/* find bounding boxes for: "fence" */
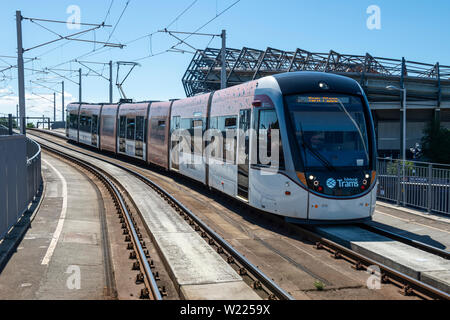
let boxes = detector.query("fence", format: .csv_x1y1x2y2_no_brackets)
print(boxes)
377,158,450,215
26,137,42,207
0,128,42,240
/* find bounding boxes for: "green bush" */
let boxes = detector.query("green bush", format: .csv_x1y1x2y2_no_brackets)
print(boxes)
26,122,35,128
386,160,415,175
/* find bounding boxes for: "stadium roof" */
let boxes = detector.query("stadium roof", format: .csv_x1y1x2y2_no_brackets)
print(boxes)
182,47,450,103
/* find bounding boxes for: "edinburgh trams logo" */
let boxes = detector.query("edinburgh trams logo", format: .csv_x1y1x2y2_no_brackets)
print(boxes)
326,178,337,189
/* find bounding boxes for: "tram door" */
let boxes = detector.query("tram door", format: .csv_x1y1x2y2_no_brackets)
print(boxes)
237,109,251,199
171,116,181,170
92,115,98,147
135,116,145,158
119,116,126,153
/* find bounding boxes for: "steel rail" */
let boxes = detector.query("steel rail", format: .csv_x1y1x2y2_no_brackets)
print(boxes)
359,224,450,260
291,224,449,300
31,129,450,300
28,129,293,300
39,142,162,300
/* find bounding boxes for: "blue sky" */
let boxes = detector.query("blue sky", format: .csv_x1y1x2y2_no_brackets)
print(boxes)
1,0,450,120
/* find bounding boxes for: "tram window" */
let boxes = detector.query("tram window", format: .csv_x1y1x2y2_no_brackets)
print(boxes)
223,116,237,163
209,117,218,130
180,118,191,130
158,120,166,127
119,116,126,138
79,115,86,131
172,116,181,130
257,109,285,169
69,114,78,129
79,115,91,132
224,117,237,128
207,117,218,158
136,116,144,142
192,119,202,128
126,118,136,140
192,119,203,155
92,115,98,134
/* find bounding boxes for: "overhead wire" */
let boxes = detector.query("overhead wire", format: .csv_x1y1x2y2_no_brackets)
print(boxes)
7,1,242,102
131,0,241,62
47,0,200,68
105,0,130,44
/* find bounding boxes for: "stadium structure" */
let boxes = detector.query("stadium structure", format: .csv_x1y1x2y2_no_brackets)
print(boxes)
182,47,450,158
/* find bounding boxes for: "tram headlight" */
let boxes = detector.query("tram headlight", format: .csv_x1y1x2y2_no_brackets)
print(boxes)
365,173,370,179
309,175,315,180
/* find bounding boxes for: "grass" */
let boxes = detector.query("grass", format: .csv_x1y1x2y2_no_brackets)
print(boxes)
314,280,325,291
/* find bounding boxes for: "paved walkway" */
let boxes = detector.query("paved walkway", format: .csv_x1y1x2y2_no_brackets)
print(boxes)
0,153,109,299
372,201,450,250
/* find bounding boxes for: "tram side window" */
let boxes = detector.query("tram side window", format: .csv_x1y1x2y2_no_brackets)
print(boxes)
257,109,285,169
222,116,237,163
126,117,136,140
119,116,126,138
171,116,180,131
208,116,237,162
191,119,203,155
135,116,144,142
208,116,219,158
79,115,92,132
69,114,78,129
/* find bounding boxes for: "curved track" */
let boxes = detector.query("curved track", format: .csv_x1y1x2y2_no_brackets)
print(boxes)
30,130,293,300
29,129,449,300
40,143,163,300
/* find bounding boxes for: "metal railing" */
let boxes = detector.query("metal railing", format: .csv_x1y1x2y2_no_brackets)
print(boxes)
377,158,450,215
26,137,42,206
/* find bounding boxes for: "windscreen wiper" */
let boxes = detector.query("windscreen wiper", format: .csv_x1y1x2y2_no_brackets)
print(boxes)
336,98,369,163
297,123,336,172
302,140,337,172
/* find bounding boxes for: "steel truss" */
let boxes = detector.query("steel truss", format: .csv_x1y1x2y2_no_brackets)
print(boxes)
182,46,450,99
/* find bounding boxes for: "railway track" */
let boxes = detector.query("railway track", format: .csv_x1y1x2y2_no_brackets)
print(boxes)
29,129,449,300
30,130,293,300
288,223,450,300
40,143,163,300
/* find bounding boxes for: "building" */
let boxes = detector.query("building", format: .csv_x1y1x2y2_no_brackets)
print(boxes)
182,47,450,159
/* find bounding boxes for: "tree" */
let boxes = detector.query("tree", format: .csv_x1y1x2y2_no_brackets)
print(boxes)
421,120,450,164
26,122,35,129
0,117,17,128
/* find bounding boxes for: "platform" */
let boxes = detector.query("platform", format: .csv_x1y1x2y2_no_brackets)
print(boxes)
373,201,450,250
0,153,109,299
314,225,450,294
31,135,260,300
